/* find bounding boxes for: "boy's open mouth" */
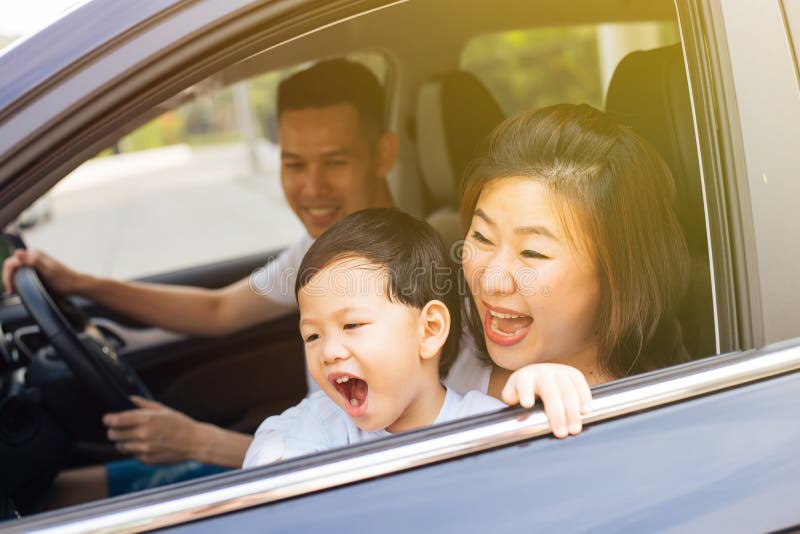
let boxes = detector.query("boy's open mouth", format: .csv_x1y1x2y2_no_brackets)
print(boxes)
328,373,369,418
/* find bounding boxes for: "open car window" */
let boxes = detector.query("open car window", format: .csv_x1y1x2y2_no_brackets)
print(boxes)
18,54,388,280
8,0,800,530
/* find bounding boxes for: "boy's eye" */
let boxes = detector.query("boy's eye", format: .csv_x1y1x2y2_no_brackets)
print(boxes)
304,333,319,343
521,249,549,260
471,230,492,245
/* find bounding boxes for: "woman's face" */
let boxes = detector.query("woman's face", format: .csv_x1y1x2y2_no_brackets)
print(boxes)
462,176,601,373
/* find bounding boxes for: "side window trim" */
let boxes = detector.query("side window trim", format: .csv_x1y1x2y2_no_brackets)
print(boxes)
13,337,800,533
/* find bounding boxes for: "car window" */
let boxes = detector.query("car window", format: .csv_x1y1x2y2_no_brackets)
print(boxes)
17,52,388,280
460,22,680,116
3,0,755,527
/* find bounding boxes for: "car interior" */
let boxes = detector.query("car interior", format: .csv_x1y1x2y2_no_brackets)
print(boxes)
0,0,717,518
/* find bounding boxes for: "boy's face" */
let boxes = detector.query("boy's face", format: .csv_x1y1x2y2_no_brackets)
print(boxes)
298,257,431,433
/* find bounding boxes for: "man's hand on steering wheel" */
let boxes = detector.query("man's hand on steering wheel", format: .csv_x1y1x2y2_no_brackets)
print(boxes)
8,241,152,414
2,248,83,297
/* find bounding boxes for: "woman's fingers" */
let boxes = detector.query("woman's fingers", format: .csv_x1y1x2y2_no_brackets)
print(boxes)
501,374,520,405
502,370,538,408
502,364,594,438
557,372,582,435
516,371,537,408
569,370,593,415
537,373,568,438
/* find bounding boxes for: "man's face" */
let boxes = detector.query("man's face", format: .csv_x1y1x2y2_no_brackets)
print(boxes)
279,103,390,238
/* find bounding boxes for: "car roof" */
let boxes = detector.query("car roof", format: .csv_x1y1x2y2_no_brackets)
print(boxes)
0,0,183,114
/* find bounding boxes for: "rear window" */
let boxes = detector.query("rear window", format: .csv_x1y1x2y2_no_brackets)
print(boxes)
460,22,680,116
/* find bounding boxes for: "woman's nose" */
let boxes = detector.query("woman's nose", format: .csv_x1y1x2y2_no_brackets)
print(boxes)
479,259,515,296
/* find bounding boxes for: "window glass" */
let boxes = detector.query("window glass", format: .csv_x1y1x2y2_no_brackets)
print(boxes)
19,53,388,280
460,22,679,116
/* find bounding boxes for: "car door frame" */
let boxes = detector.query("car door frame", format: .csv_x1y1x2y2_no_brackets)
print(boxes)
4,0,800,531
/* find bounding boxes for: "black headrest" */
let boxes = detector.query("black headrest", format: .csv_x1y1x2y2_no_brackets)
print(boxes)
605,44,706,257
417,71,505,207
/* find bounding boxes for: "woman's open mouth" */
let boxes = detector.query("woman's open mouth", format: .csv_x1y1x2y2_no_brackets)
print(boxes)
483,303,533,346
328,373,369,418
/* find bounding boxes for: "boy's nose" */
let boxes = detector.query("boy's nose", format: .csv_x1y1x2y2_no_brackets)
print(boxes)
321,336,349,363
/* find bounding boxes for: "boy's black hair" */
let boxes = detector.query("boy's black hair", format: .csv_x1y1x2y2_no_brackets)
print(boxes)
278,58,385,137
296,208,461,377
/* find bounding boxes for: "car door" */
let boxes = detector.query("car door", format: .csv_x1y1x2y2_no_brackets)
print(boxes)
3,0,800,531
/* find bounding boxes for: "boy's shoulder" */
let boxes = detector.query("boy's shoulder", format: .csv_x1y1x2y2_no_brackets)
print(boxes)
245,391,359,467
438,388,505,423
292,390,351,427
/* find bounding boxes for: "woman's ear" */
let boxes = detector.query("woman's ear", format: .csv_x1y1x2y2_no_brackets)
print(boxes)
418,300,451,361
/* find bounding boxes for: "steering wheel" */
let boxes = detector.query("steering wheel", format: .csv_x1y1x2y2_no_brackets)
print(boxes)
12,266,153,412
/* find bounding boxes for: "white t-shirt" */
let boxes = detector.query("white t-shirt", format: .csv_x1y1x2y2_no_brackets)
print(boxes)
249,234,315,307
249,234,319,393
443,329,493,395
243,387,503,468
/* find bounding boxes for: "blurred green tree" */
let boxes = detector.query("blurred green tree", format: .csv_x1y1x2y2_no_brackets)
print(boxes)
461,26,603,115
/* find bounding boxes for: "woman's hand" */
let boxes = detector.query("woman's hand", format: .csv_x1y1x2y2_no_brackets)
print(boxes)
501,363,592,438
103,396,202,465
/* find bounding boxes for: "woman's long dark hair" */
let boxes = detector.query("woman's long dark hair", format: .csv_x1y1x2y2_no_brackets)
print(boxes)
460,104,691,378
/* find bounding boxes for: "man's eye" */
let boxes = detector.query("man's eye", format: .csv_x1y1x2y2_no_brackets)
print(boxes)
327,159,348,167
304,333,319,343
283,161,304,170
471,230,492,245
521,249,549,260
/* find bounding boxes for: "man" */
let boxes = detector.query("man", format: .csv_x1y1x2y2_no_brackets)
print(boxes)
2,59,398,499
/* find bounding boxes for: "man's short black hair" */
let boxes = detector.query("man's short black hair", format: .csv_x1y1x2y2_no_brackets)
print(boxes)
296,208,461,378
277,58,385,136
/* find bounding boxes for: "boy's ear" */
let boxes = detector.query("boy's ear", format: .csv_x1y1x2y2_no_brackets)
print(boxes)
418,300,450,361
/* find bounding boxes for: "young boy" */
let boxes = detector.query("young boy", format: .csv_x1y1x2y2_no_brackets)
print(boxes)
243,208,503,466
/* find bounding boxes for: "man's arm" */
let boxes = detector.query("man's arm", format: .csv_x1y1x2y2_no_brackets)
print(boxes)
105,396,253,468
2,248,295,337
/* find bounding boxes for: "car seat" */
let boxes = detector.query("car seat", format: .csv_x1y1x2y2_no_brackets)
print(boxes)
416,70,505,249
605,44,716,359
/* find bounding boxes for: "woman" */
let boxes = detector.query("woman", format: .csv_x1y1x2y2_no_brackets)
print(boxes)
444,103,691,434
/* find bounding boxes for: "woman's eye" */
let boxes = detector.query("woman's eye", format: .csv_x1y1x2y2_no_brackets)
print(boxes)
304,333,319,343
521,249,549,260
471,230,492,245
